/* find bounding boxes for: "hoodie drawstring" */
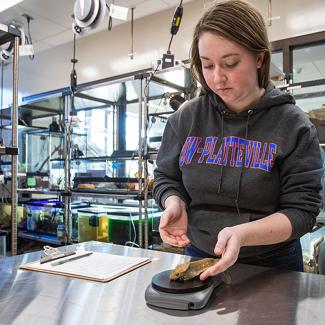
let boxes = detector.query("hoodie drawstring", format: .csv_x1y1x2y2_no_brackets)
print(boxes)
235,109,253,217
217,110,226,193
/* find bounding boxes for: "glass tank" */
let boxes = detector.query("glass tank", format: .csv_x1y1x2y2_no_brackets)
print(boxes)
25,130,87,189
25,130,87,172
19,65,193,193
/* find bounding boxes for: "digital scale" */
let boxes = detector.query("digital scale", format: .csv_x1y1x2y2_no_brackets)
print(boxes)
145,270,223,310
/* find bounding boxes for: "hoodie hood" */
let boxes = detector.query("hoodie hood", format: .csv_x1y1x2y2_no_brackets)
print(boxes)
207,82,296,116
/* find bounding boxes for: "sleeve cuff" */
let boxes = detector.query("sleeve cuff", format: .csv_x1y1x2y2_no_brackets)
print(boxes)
161,191,190,210
279,208,318,239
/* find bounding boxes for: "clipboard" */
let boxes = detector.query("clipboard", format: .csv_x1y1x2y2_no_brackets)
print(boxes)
19,251,151,283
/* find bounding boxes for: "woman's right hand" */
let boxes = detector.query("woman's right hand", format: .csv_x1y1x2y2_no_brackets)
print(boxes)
159,196,190,247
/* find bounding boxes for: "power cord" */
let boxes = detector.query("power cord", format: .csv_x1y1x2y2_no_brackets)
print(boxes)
124,212,140,247
70,34,78,95
106,0,114,31
162,0,183,69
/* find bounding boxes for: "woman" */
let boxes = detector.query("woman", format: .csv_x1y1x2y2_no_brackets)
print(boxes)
153,0,323,280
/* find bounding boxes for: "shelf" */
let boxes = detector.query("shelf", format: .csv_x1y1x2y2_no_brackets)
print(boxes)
18,231,63,245
50,149,148,162
17,187,151,199
134,150,158,160
26,129,86,137
49,149,159,162
17,188,63,195
0,23,21,46
51,155,137,162
0,125,48,131
148,111,174,116
72,189,142,200
0,146,18,155
75,176,140,183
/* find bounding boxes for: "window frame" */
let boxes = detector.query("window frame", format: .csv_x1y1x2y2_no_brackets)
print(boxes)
271,31,325,89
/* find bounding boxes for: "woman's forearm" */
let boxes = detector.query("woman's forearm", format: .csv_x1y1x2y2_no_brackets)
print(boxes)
232,212,293,247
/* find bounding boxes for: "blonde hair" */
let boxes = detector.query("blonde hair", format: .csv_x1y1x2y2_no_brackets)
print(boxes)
190,0,270,92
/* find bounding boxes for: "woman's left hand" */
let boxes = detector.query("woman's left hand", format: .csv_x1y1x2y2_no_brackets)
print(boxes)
200,227,242,281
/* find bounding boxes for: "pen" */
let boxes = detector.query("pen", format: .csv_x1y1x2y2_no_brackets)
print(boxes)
51,252,93,266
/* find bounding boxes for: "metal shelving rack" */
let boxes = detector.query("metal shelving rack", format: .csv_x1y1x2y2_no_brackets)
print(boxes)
16,74,152,248
0,23,21,256
137,73,149,248
14,65,190,250
67,73,151,248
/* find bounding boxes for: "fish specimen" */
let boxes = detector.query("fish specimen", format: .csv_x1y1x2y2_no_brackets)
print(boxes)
169,258,217,281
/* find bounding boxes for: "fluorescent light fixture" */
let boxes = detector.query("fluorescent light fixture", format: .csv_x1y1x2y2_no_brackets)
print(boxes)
0,0,24,13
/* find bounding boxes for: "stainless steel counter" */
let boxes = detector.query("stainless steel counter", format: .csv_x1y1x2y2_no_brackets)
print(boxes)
1,241,325,325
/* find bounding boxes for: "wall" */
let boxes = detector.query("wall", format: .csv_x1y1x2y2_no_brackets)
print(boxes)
2,0,325,105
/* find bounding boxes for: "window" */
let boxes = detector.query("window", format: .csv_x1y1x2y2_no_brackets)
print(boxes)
292,85,325,113
271,32,325,143
271,50,283,75
292,43,325,83
77,108,114,156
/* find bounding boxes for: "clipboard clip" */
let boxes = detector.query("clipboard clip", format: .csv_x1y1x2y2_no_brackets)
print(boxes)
40,245,77,264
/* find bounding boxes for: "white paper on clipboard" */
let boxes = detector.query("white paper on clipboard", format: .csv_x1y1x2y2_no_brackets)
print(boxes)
20,251,151,282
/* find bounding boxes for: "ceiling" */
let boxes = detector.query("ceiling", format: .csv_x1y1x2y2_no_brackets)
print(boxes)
0,0,193,53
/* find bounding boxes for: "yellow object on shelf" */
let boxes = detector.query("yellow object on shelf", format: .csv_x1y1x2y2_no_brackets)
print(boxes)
0,204,26,228
77,208,108,243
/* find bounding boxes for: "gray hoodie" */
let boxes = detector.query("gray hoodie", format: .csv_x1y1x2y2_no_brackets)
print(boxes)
153,83,323,257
